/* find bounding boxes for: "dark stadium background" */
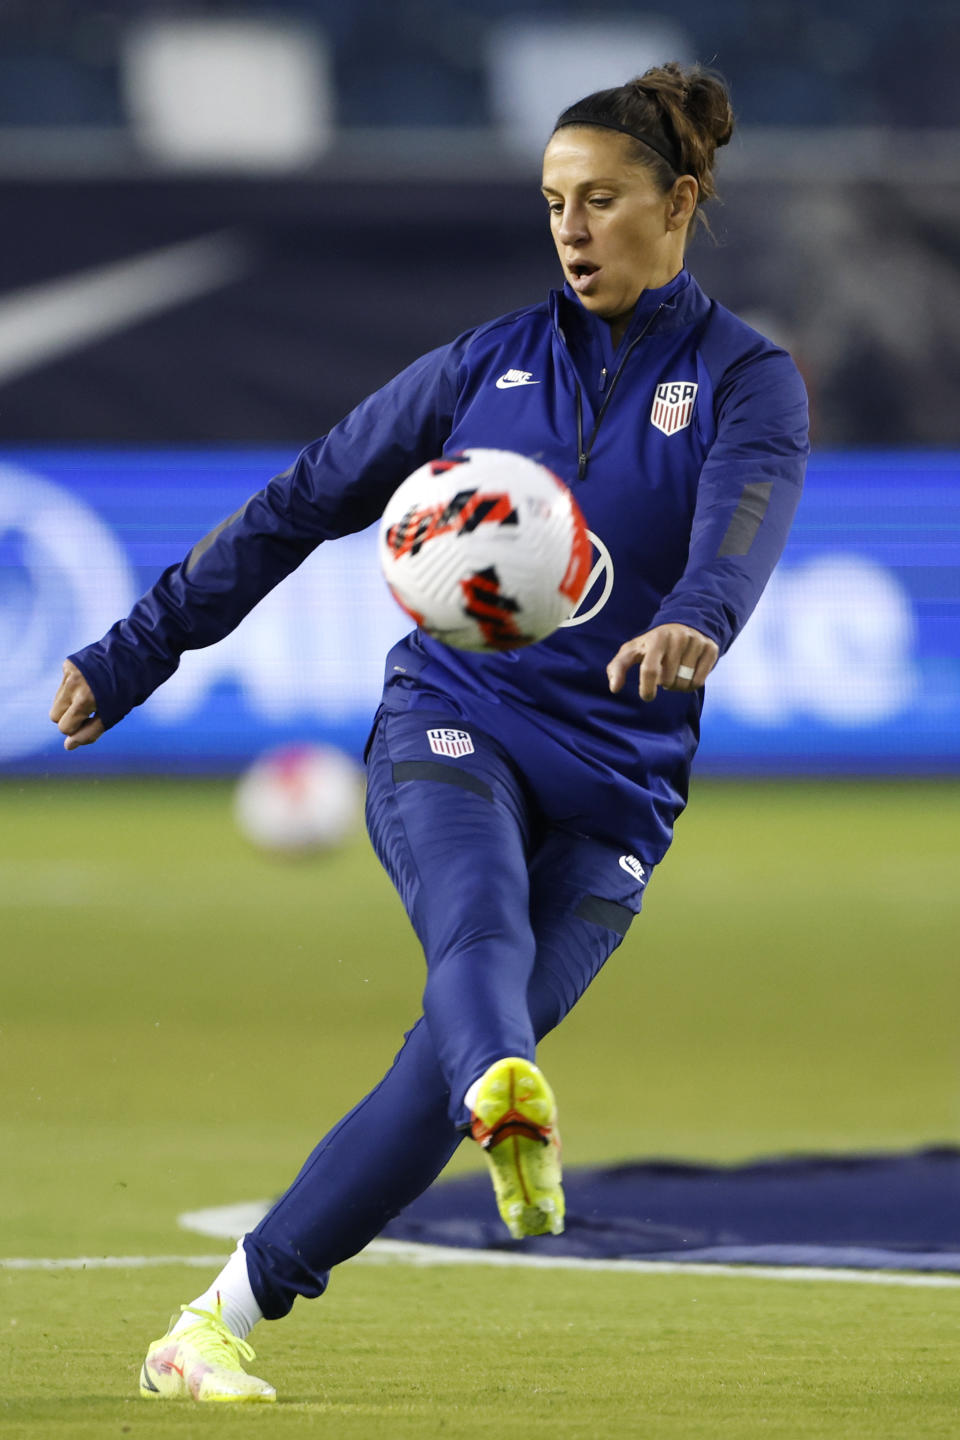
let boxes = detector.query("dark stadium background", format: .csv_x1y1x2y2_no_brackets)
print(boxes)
3,7,960,1435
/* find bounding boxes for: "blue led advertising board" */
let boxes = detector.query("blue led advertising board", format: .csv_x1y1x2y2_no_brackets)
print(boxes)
2,449,957,775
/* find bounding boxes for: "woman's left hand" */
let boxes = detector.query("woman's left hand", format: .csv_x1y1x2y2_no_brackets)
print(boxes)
606,624,719,702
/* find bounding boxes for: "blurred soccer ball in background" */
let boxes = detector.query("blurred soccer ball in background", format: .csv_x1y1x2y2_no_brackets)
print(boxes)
378,448,591,652
233,743,362,853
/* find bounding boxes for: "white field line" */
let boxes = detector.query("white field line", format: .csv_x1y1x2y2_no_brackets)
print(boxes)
5,1241,960,1289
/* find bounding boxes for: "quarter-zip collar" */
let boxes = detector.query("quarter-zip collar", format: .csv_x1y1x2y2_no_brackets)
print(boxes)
554,263,693,361
548,269,699,482
551,267,696,416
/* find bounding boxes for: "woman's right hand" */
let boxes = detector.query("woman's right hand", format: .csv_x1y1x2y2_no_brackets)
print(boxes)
49,660,105,750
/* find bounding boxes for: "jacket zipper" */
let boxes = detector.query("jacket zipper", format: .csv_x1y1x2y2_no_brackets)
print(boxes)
575,304,664,481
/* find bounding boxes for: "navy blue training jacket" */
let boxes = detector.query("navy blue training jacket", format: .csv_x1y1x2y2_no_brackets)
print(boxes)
71,268,808,862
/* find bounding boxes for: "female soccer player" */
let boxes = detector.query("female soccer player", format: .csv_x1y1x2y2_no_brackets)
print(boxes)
50,63,808,1403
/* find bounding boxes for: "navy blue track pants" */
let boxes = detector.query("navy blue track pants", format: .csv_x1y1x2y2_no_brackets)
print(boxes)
245,708,652,1318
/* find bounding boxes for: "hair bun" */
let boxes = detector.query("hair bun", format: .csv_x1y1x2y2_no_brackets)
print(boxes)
553,62,735,236
682,71,734,150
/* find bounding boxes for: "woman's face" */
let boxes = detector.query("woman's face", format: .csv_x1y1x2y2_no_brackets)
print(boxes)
541,127,694,332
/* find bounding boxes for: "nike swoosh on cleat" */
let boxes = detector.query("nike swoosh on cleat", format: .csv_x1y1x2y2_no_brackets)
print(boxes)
140,1362,160,1394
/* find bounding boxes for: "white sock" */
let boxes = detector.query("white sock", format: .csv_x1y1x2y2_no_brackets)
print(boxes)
464,1058,541,1116
172,1239,263,1341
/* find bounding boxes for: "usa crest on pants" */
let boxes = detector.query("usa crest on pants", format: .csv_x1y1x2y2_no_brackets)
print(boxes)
650,381,698,436
427,727,475,757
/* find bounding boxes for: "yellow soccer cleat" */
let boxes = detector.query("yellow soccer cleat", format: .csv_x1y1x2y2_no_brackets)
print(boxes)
470,1056,565,1240
139,1297,276,1404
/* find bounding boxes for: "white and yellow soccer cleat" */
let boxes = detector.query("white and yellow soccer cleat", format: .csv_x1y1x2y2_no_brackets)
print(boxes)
139,1297,276,1404
470,1056,565,1240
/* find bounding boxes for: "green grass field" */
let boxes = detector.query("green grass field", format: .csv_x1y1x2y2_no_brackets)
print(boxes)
3,776,960,1437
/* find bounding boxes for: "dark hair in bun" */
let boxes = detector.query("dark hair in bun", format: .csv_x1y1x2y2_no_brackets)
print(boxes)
554,62,735,236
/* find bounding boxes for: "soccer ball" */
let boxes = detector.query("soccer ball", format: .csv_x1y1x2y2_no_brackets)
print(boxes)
378,449,591,652
233,743,361,854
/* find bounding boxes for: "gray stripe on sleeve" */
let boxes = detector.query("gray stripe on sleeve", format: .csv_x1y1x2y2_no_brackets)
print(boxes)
186,498,252,574
575,895,635,937
716,480,774,558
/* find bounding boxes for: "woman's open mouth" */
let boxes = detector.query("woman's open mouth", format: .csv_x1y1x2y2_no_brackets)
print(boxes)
568,261,600,294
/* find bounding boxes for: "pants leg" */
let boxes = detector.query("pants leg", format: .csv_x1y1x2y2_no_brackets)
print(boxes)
523,828,651,1042
244,815,654,1320
364,708,539,1114
245,1016,459,1318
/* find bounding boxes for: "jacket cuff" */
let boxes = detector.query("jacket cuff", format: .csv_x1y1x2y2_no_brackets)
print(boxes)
644,606,731,654
66,648,127,731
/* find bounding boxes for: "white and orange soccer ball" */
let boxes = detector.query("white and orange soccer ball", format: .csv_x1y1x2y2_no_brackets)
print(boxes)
378,449,591,652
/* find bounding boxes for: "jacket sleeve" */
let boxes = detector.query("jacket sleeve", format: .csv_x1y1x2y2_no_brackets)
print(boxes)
69,335,469,729
647,346,808,653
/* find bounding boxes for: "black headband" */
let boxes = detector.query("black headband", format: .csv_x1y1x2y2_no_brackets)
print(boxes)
554,114,681,173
